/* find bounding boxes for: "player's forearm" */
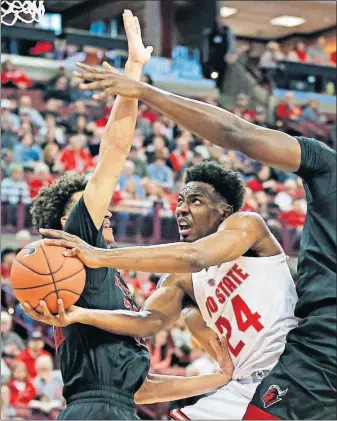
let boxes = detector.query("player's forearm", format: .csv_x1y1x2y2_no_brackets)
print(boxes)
135,372,230,404
79,308,164,337
95,242,205,273
99,60,142,159
138,84,245,149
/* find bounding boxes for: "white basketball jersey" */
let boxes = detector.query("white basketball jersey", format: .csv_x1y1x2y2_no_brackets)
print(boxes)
192,252,299,380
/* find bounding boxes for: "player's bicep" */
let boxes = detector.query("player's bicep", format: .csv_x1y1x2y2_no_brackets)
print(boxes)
143,273,186,329
239,125,301,172
194,214,264,267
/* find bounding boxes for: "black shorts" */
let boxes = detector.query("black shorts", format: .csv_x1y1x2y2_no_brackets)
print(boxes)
244,307,337,420
58,388,139,420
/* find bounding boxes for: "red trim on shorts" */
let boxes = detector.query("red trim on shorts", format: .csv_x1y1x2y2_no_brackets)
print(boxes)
243,403,281,420
170,408,191,420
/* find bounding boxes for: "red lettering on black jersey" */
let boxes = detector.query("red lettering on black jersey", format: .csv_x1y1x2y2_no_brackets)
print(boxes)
115,276,132,299
54,327,65,351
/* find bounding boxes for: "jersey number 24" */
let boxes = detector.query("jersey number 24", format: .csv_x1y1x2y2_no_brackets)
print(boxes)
215,295,264,357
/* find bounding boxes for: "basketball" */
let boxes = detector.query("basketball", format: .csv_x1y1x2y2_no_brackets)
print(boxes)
10,240,86,313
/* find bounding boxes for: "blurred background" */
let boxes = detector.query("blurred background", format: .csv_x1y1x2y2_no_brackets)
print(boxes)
1,0,336,419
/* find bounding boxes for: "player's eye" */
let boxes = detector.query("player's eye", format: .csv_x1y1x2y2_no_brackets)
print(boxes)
193,198,201,205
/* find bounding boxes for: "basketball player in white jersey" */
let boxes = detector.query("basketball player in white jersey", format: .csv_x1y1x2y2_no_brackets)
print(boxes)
25,161,299,420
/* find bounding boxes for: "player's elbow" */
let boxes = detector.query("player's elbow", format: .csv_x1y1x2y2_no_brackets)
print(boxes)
138,311,164,337
183,247,208,272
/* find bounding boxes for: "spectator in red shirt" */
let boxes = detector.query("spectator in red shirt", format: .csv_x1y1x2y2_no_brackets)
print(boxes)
29,163,53,198
247,164,276,192
275,92,302,121
170,135,193,171
280,198,306,228
1,60,32,89
139,103,157,124
287,41,308,63
17,331,52,378
60,134,95,174
330,51,336,66
8,360,37,408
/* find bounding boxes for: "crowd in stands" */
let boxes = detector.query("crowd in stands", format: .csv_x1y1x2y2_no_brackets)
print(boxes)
1,30,335,418
258,36,336,70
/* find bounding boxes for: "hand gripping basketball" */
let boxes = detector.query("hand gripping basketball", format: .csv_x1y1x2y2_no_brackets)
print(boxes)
10,240,86,313
39,229,103,269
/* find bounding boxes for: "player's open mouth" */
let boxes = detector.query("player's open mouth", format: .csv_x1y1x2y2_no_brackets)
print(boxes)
103,220,111,229
177,217,192,236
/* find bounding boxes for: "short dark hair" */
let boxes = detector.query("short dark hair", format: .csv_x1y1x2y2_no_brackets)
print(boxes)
185,161,245,212
31,173,88,230
1,248,16,262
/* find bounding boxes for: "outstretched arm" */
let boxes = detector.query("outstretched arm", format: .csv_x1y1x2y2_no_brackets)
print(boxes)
22,273,188,338
75,69,301,172
40,212,271,273
135,316,233,404
81,10,152,229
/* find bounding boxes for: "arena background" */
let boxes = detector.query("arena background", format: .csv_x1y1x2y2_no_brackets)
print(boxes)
1,0,336,419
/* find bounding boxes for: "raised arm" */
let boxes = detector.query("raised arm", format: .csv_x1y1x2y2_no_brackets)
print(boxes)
76,69,301,172
40,211,275,273
80,10,152,228
22,273,187,338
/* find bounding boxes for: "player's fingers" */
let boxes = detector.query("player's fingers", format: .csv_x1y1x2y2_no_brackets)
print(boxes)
102,61,120,74
93,90,112,100
40,301,52,318
40,228,64,239
123,10,133,34
43,229,79,243
79,80,116,90
21,304,39,320
146,46,154,55
63,247,80,257
134,16,141,35
73,71,109,81
76,62,101,73
57,299,66,317
210,336,222,355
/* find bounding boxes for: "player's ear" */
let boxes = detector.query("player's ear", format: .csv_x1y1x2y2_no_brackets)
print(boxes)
60,216,68,228
221,203,233,219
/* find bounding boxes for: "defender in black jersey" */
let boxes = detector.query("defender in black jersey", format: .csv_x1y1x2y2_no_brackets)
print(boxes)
29,69,336,420
29,10,152,419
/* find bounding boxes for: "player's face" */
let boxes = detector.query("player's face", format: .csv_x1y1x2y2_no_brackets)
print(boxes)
175,182,229,242
61,191,114,245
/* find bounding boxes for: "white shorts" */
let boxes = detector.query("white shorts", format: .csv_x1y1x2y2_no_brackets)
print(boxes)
170,380,259,420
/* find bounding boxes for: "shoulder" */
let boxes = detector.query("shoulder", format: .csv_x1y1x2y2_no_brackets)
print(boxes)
222,211,267,232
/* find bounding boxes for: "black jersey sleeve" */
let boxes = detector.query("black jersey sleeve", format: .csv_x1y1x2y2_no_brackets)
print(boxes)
64,196,108,291
64,196,106,249
294,137,336,203
294,137,336,181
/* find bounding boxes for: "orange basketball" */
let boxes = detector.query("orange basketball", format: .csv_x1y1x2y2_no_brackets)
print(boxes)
10,240,86,313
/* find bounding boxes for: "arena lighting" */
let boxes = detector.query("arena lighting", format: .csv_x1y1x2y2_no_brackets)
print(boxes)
211,71,219,79
220,6,237,18
271,15,306,27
